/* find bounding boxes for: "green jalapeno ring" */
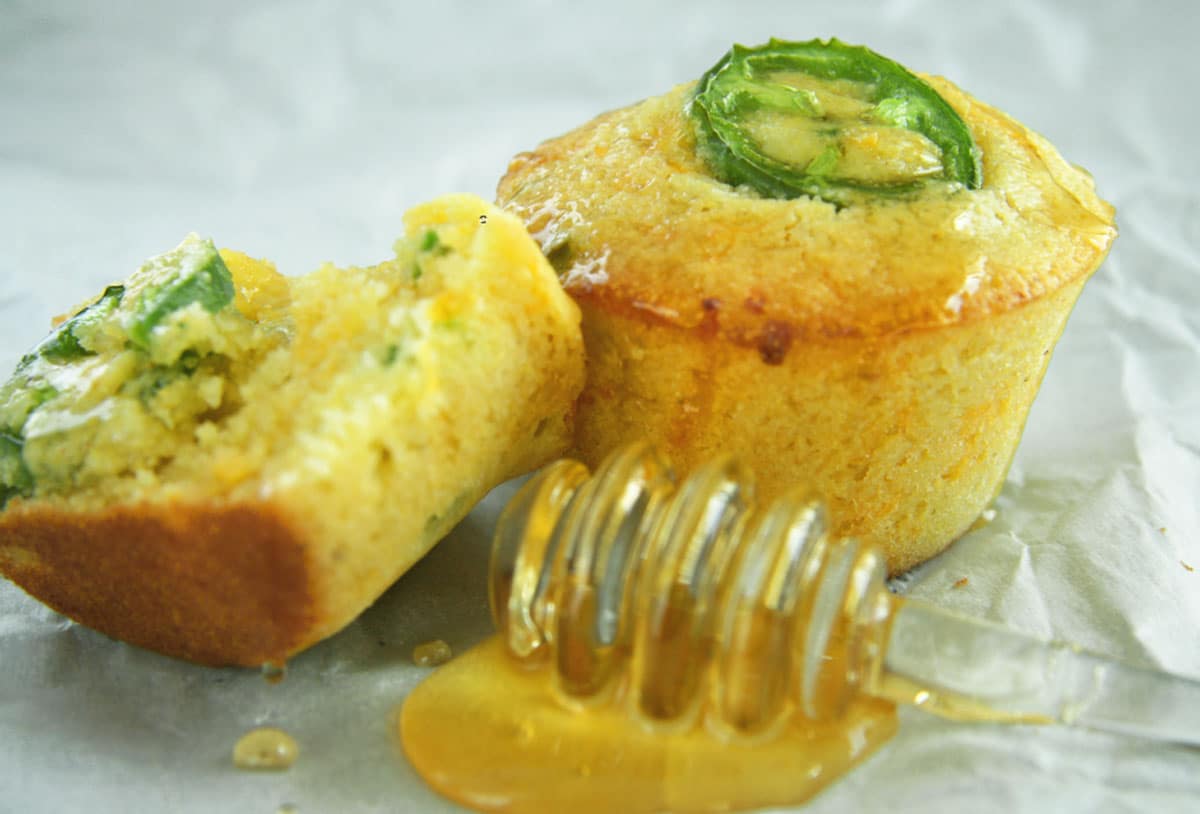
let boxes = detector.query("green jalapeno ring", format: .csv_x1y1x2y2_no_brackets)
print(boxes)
690,38,983,204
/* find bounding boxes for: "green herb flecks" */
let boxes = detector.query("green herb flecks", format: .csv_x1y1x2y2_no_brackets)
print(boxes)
135,348,205,404
543,239,575,276
19,284,125,368
419,230,443,254
126,235,235,351
690,38,982,205
0,431,33,507
412,229,452,281
0,376,59,444
0,372,63,503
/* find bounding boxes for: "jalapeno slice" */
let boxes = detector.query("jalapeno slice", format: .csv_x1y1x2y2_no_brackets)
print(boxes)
126,235,235,352
690,38,982,204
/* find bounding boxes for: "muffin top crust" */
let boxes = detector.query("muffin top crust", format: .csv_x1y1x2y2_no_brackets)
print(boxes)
498,77,1115,345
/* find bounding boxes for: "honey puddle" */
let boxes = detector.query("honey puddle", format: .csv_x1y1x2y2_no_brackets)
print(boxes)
400,637,896,814
400,438,1200,809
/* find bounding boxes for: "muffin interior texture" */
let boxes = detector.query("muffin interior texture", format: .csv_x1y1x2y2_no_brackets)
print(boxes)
0,195,585,664
3,218,499,512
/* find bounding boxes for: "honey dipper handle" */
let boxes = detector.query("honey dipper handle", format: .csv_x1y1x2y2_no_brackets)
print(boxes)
872,599,1200,746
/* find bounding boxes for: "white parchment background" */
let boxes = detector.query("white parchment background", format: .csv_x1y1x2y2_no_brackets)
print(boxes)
1,1,1198,811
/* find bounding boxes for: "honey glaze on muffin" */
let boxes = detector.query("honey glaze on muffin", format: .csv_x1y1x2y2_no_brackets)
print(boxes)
498,40,1115,573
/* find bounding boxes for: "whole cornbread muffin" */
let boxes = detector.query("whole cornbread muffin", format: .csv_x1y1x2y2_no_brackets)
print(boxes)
0,194,584,665
497,39,1116,574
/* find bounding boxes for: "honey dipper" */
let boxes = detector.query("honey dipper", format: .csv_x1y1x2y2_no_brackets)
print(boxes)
401,443,1200,814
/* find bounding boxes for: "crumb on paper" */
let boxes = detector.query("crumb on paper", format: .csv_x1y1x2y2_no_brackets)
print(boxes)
1183,561,1195,573
969,508,997,532
1159,527,1168,534
953,577,969,589
260,661,287,684
413,639,453,667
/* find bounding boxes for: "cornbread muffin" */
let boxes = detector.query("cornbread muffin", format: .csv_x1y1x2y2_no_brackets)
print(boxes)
0,194,584,665
497,39,1116,573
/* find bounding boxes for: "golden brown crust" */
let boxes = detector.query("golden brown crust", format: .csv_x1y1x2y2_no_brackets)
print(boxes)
498,79,1115,351
569,282,1084,574
0,498,319,666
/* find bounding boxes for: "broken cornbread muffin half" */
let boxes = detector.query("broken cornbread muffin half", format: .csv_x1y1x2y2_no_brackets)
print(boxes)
0,194,584,666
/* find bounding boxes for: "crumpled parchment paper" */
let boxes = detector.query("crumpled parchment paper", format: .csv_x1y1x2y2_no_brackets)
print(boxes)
2,1,1198,811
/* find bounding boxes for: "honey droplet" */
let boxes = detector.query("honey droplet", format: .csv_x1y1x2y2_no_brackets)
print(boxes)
261,661,288,685
232,727,299,771
413,639,453,667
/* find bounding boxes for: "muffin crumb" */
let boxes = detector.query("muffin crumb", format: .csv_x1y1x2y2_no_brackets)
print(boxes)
413,639,453,667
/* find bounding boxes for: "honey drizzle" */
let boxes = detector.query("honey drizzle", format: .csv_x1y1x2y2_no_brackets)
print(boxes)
232,726,299,771
401,444,900,813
